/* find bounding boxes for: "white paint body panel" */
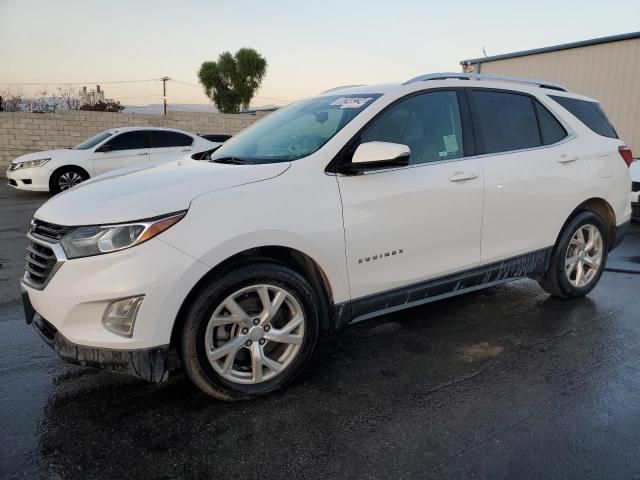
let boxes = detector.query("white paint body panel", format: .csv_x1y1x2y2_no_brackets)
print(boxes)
25,78,632,351
630,160,640,206
337,159,484,299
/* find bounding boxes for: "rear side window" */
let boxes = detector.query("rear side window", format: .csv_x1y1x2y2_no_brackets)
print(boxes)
104,131,149,151
550,95,617,139
149,130,193,148
534,101,567,145
471,90,541,154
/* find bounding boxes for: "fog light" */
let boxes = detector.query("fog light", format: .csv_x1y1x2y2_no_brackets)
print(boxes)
102,295,144,337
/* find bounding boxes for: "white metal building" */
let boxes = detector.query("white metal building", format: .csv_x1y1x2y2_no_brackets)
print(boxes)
460,32,640,154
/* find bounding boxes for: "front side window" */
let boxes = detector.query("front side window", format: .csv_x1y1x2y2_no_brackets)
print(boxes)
550,95,617,139
359,90,464,165
103,131,149,151
471,90,541,154
149,131,193,148
210,94,382,164
74,131,113,150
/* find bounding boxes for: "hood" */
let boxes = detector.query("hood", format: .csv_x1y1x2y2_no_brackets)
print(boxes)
35,158,290,225
12,149,86,164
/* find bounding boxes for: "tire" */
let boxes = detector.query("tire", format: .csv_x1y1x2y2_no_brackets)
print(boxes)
50,167,89,194
180,262,321,401
539,211,609,299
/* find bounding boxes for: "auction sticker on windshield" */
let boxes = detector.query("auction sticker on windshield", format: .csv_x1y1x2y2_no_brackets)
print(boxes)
330,97,374,109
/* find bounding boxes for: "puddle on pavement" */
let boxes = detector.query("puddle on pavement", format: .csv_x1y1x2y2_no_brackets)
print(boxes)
458,342,504,362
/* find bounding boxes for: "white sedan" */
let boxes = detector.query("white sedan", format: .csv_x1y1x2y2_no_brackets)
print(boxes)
6,127,221,193
631,159,640,219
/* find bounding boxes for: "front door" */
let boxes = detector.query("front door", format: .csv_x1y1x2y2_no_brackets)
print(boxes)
336,90,484,301
92,130,150,175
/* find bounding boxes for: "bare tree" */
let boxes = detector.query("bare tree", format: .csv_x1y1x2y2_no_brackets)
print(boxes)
57,85,81,110
0,88,24,112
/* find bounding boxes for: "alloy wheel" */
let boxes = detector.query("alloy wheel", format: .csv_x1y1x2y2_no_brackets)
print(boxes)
565,224,603,288
204,284,305,384
58,172,84,190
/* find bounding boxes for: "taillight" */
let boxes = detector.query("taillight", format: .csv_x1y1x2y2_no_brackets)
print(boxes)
619,145,633,167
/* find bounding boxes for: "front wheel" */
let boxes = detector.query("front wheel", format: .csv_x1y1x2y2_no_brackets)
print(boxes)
50,167,89,193
180,263,321,401
539,211,609,298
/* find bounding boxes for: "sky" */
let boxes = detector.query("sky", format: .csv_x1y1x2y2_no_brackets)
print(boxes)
1,0,639,107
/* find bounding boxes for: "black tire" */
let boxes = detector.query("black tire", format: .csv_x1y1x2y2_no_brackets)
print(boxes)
539,211,609,298
180,263,321,401
49,167,89,194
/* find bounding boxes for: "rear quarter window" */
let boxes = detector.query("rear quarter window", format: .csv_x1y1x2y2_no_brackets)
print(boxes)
534,101,567,145
550,95,617,139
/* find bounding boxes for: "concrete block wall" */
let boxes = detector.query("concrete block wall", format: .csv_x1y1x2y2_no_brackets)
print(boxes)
0,110,267,172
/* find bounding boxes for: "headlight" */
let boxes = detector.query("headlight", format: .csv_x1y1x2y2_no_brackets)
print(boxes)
60,211,186,259
14,158,51,169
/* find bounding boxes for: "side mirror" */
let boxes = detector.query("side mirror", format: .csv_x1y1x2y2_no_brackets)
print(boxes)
339,141,410,174
96,144,112,153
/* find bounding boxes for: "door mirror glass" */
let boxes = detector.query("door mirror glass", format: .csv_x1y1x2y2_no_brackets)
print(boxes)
341,141,410,174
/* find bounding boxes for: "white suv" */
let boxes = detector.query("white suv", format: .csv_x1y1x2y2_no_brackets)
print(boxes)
21,73,632,400
6,127,219,193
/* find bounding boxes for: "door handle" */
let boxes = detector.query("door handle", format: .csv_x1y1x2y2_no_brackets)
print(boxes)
182,149,192,152
137,152,149,156
557,154,578,164
449,171,479,182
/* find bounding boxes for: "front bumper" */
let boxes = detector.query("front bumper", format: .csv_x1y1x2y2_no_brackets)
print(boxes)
6,165,52,191
631,190,639,220
28,306,172,382
22,236,209,350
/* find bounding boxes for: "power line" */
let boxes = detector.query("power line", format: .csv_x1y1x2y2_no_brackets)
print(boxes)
0,79,161,86
170,79,298,103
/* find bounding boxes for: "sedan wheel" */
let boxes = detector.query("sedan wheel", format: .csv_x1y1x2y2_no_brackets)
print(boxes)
58,171,85,191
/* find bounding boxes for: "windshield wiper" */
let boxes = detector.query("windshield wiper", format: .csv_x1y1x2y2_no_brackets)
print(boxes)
211,157,256,165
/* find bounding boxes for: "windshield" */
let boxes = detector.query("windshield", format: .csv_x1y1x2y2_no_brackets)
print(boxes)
210,94,382,163
74,131,113,150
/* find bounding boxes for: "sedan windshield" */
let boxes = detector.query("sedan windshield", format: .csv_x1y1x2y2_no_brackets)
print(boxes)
74,131,113,150
210,94,382,163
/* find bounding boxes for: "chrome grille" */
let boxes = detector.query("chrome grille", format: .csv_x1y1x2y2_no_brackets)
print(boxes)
23,219,68,289
31,219,72,241
633,181,640,193
24,239,57,288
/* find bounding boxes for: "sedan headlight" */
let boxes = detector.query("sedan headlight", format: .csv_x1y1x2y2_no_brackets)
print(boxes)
13,158,51,169
60,211,186,259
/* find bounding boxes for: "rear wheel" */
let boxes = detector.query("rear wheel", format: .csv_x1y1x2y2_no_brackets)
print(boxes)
539,211,608,298
50,167,88,193
180,263,320,400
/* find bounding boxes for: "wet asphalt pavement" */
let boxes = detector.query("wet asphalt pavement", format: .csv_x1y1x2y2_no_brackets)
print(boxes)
2,183,640,479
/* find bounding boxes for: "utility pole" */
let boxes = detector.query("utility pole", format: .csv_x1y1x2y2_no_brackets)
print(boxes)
161,76,169,115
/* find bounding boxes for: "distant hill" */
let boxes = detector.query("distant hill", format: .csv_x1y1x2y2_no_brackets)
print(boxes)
122,103,280,115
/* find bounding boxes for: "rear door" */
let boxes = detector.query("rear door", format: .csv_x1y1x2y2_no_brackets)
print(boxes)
469,88,587,264
149,130,194,162
92,130,150,175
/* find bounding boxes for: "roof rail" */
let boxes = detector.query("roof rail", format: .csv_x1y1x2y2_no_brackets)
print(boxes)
403,72,568,92
320,84,364,94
